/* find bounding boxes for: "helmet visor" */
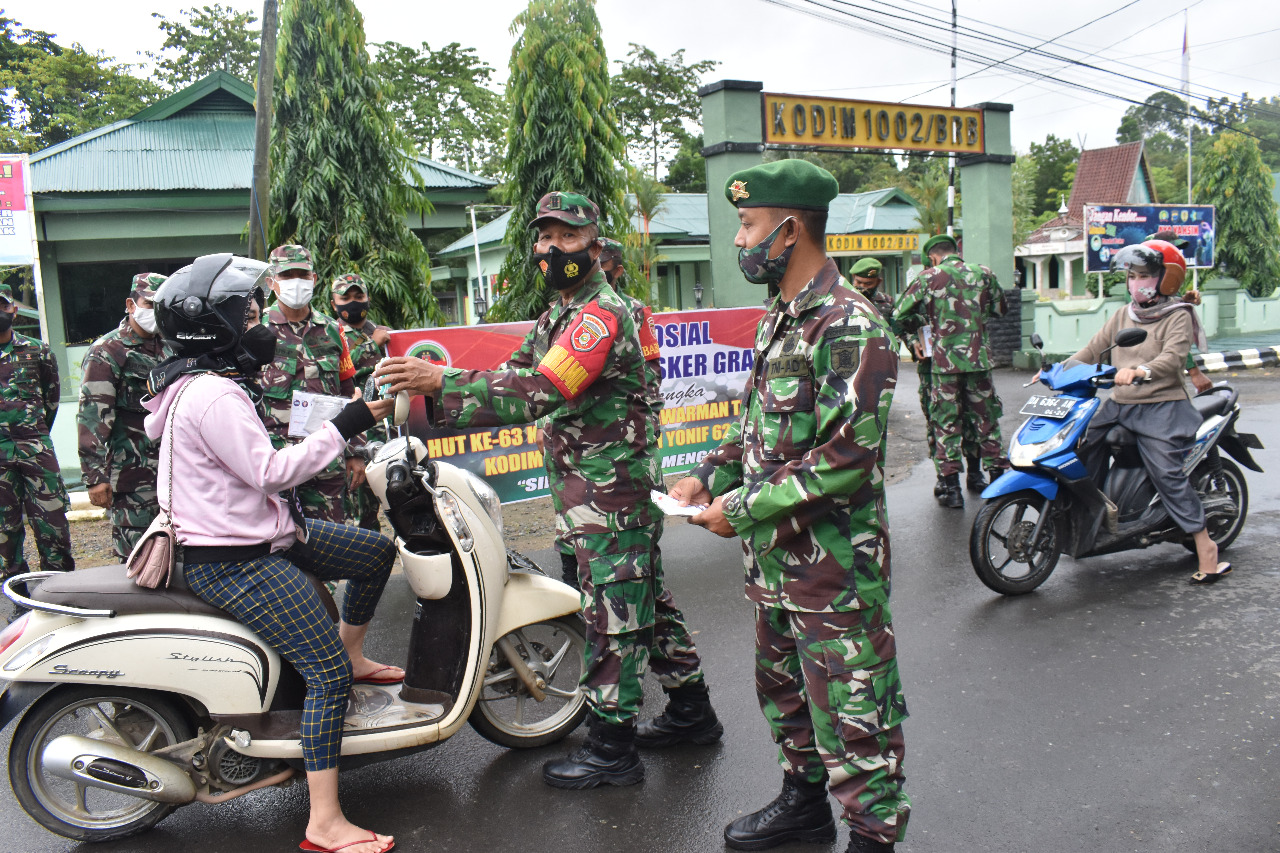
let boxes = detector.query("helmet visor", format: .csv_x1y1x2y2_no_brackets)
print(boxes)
1110,244,1163,276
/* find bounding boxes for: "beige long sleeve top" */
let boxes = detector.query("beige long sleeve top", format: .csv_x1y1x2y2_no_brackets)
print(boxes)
1069,306,1193,404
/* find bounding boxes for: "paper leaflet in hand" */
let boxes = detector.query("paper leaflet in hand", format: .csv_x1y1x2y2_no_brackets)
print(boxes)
651,490,707,518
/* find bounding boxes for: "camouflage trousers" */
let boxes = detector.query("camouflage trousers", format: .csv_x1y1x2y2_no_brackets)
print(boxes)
342,481,381,532
930,369,1005,477
756,603,909,845
108,489,159,561
569,522,706,725
298,471,346,525
917,361,982,471
0,448,75,576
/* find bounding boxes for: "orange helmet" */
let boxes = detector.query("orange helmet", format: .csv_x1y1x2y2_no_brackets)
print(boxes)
1110,240,1187,296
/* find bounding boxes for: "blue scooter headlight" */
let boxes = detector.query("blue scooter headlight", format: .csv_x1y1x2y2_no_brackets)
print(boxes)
1009,413,1082,467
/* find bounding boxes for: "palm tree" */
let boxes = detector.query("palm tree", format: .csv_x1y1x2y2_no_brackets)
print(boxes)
905,160,951,237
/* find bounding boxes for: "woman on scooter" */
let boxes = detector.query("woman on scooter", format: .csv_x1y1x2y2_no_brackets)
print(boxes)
1068,240,1229,585
145,253,402,853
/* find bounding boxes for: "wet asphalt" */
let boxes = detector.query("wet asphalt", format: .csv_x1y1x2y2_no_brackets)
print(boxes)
3,368,1280,853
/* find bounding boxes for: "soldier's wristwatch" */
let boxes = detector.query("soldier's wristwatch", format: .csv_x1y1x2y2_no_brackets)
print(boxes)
1138,365,1153,381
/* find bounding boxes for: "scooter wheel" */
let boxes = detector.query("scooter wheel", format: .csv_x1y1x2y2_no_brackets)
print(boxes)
8,686,192,842
970,490,1062,595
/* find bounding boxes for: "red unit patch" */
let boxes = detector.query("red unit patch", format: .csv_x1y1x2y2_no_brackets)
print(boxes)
639,306,661,362
537,302,617,399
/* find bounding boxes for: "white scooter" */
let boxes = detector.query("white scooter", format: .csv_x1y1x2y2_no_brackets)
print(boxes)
0,434,586,843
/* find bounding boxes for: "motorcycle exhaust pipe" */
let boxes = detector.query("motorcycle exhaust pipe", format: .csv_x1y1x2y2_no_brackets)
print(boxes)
41,735,196,804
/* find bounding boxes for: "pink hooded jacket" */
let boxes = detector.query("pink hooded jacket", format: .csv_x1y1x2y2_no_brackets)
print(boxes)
143,373,346,552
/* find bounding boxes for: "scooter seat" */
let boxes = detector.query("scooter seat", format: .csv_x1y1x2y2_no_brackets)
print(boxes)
32,564,339,621
1191,391,1232,419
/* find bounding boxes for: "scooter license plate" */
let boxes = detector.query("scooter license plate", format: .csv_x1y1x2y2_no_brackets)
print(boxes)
1020,395,1074,419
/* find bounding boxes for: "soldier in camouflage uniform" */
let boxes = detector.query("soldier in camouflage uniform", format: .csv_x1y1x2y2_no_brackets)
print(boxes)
0,283,74,579
375,191,719,790
259,245,360,523
850,257,894,322
672,160,908,853
331,273,391,531
893,234,1007,508
77,273,167,559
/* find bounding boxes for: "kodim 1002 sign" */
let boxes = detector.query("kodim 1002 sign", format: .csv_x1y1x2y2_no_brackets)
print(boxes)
762,93,984,155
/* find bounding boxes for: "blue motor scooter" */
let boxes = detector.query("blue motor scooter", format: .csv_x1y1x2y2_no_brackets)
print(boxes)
969,329,1264,594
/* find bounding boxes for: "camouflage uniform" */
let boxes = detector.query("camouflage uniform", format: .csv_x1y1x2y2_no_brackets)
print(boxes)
440,267,706,726
260,246,358,523
893,253,1007,477
0,292,74,576
333,275,390,531
689,258,910,845
76,275,166,559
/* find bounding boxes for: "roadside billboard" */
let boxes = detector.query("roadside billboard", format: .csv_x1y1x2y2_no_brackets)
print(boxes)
387,307,764,503
1083,203,1215,272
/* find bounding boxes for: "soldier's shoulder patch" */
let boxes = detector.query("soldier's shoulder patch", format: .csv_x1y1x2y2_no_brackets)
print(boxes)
829,338,861,380
538,301,618,400
823,316,869,341
638,306,660,362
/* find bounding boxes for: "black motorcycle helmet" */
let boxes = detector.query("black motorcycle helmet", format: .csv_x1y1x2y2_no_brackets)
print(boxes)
154,253,268,371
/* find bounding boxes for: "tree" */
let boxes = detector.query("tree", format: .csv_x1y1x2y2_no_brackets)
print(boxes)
269,0,440,328
488,0,629,323
625,169,666,301
664,133,706,193
1011,150,1039,246
611,43,717,180
1028,134,1079,217
763,149,900,195
905,160,950,236
148,5,261,90
1193,132,1280,298
373,40,506,177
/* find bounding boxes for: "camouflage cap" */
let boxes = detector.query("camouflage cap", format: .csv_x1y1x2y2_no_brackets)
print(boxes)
922,234,959,256
268,243,314,275
724,159,839,211
527,191,601,229
0,283,11,302
598,237,624,268
332,272,367,295
130,272,167,301
850,257,882,277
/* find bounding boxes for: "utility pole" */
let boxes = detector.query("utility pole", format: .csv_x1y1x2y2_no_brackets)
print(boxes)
248,0,279,260
946,0,957,238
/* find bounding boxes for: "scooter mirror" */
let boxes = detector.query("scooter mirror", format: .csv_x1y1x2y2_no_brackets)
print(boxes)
1030,333,1044,350
1115,327,1148,348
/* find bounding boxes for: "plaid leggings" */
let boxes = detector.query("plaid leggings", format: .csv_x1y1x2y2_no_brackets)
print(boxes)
184,520,396,771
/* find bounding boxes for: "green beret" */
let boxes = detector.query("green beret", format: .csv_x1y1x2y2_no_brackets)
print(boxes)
922,234,958,256
850,258,882,277
0,283,12,301
724,159,839,212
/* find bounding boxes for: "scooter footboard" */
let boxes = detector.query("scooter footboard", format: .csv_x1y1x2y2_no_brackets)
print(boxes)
492,572,581,640
981,469,1059,501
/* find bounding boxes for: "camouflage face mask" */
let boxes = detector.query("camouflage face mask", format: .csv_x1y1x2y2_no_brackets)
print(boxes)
738,216,795,285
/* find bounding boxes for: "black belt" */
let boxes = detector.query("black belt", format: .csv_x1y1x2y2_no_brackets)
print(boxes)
184,543,272,563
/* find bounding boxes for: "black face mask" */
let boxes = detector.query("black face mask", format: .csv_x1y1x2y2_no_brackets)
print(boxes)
337,300,369,326
533,245,594,290
0,310,12,334
235,323,278,374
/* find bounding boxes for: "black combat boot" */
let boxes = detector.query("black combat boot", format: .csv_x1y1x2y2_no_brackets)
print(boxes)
966,456,988,493
542,716,644,789
847,832,895,853
559,550,578,587
635,681,724,747
933,475,947,499
723,773,836,850
937,473,964,509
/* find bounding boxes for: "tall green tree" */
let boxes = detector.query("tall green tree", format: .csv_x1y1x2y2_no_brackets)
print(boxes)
1028,134,1079,217
664,133,706,193
611,43,717,180
488,0,628,323
906,159,950,236
269,0,440,328
148,5,261,90
1193,132,1280,297
373,40,506,177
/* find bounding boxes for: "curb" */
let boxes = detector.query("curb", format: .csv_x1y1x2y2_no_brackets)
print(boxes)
1193,347,1279,373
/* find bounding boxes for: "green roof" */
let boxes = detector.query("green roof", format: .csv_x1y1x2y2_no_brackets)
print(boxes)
30,72,495,195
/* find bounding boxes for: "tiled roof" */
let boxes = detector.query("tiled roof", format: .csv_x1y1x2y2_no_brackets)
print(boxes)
1065,140,1153,218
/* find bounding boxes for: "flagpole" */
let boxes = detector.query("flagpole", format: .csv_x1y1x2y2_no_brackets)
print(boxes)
1184,10,1192,205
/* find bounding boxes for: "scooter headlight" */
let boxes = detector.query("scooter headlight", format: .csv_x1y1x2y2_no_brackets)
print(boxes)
435,490,474,552
3,630,55,671
1009,417,1079,467
459,468,504,540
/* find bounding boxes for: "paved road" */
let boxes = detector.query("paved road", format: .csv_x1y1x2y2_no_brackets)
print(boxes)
3,369,1279,852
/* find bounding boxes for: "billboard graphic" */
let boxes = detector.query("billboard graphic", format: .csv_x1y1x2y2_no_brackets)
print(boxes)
387,307,765,503
1083,203,1215,273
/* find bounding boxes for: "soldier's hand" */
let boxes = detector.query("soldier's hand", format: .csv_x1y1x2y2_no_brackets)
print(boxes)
536,427,547,452
669,476,711,508
375,356,443,396
691,496,736,538
346,457,367,489
87,483,112,509
372,326,391,348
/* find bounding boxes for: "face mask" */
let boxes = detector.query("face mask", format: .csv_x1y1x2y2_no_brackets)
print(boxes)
1128,275,1161,305
132,307,157,334
533,244,594,291
275,279,315,310
337,299,369,326
855,280,880,297
236,323,278,374
738,217,795,285
0,310,12,334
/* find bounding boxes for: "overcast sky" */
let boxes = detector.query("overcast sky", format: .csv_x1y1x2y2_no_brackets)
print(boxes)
7,0,1279,156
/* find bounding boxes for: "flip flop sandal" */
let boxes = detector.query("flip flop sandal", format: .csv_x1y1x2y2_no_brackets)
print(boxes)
352,665,405,685
300,831,395,852
1189,562,1232,585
